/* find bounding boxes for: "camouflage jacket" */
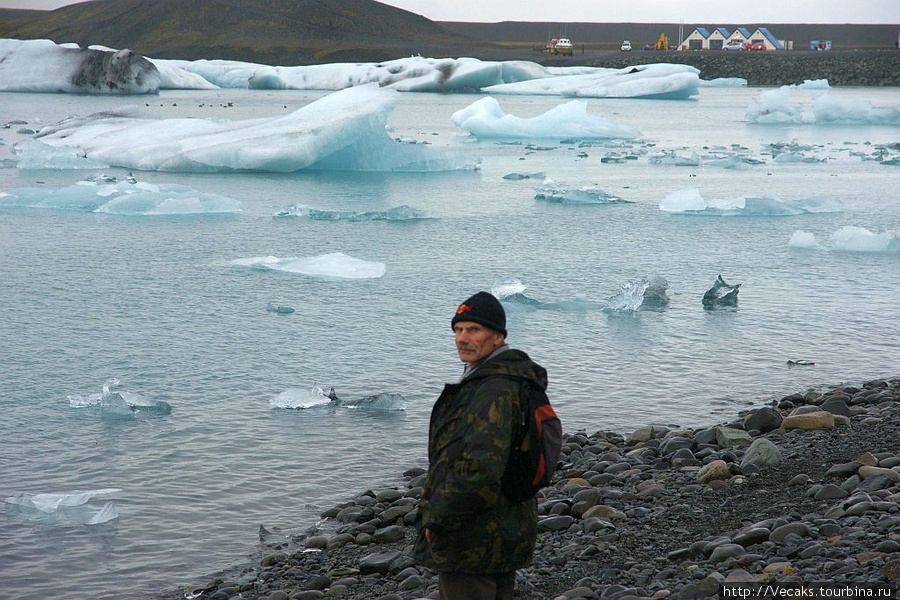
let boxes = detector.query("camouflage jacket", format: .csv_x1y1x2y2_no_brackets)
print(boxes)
414,348,546,574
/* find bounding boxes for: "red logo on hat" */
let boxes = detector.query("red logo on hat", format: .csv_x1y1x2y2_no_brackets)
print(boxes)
456,304,471,315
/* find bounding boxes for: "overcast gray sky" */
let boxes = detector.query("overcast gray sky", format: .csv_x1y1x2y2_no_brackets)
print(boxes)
1,0,898,24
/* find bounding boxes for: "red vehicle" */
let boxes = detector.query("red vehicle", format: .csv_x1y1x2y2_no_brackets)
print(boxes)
745,42,767,51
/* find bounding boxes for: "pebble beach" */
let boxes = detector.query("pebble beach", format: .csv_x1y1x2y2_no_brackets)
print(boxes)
155,377,900,600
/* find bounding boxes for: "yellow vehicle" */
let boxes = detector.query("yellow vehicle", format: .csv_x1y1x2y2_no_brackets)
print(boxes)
546,37,574,55
654,33,670,51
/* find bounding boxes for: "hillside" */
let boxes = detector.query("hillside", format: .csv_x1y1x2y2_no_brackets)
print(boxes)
0,0,480,64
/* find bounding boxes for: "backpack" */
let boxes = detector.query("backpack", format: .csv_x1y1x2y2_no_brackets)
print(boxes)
501,380,562,502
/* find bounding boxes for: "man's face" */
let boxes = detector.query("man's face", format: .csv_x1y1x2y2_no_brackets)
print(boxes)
454,321,505,367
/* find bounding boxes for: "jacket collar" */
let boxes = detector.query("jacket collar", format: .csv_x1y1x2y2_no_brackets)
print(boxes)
459,343,510,382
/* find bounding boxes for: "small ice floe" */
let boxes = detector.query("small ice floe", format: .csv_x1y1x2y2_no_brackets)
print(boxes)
702,275,740,308
830,226,899,253
273,204,438,221
491,277,527,299
231,252,386,280
266,302,295,314
789,230,821,250
604,276,670,313
270,385,406,411
502,171,545,180
534,179,631,205
451,96,640,140
67,379,172,418
5,488,121,526
660,188,842,216
648,151,701,167
0,175,242,215
787,359,815,366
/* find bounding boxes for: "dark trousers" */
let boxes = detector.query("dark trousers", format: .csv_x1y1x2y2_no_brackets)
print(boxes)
438,571,516,600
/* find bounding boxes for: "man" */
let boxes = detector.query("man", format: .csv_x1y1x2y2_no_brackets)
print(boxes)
414,291,548,600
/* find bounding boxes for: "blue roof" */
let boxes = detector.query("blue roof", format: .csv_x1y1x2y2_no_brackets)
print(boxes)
714,28,731,37
756,27,785,49
735,27,752,38
694,28,710,38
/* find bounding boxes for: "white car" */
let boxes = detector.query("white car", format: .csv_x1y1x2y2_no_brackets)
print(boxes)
621,40,632,51
723,41,745,51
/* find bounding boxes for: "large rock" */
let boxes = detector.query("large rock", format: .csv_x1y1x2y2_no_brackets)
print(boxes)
781,411,835,430
697,460,731,483
359,550,401,575
740,438,782,469
744,407,783,433
859,466,900,482
716,427,753,448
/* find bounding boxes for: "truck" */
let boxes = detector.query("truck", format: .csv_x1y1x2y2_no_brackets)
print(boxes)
546,37,574,55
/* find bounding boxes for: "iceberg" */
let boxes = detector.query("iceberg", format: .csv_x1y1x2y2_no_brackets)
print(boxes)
13,139,110,171
605,276,670,313
659,188,843,216
451,97,640,140
789,230,821,250
335,393,407,411
792,79,830,90
231,252,386,279
270,385,332,409
699,77,748,88
0,39,159,94
0,176,242,215
702,275,741,308
648,151,701,167
29,84,478,173
491,277,527,299
534,179,632,204
5,489,121,526
266,302,295,314
68,379,172,416
747,87,900,125
830,226,899,253
483,63,701,100
271,386,406,410
273,204,439,221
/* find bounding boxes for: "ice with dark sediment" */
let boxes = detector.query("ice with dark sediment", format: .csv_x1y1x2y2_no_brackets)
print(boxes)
270,385,406,411
273,204,439,221
534,179,632,205
0,175,242,215
790,226,900,253
702,275,741,308
502,171,546,181
27,85,479,173
746,87,900,125
451,97,640,140
231,252,386,279
5,489,121,526
604,276,670,313
659,188,843,216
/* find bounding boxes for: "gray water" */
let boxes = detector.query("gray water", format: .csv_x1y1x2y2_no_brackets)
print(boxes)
1,86,898,600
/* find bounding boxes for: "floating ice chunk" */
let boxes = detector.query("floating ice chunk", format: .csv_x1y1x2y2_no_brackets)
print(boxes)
338,393,407,411
773,152,825,163
660,188,842,216
605,276,670,313
0,39,159,94
703,275,740,308
270,385,332,409
13,139,110,170
792,79,830,90
699,77,747,87
830,226,899,253
451,97,640,140
68,393,102,408
484,63,700,100
86,501,119,525
491,277,527,299
789,230,820,249
502,292,604,312
5,488,122,513
31,84,478,172
648,151,701,166
747,87,900,125
67,379,171,416
702,155,753,170
534,179,631,204
273,204,438,221
232,252,386,279
266,302,295,314
502,171,545,180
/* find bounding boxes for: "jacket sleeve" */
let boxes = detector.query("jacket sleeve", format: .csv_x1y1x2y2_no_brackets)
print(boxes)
427,377,517,529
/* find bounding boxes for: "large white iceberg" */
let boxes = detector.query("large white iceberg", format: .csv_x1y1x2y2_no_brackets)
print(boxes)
0,39,159,94
27,84,477,172
231,252,386,279
659,188,843,216
482,63,701,100
0,176,242,215
747,87,900,125
451,97,640,140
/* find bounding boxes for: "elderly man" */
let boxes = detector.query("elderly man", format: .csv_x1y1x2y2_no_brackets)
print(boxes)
414,291,549,600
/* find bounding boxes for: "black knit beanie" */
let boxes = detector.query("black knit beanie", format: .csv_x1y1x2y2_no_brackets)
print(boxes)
451,291,507,337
